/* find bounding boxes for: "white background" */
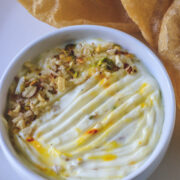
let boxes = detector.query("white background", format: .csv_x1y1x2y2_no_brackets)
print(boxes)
0,0,180,179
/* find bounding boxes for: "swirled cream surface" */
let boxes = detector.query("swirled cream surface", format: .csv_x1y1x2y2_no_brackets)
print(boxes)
5,40,163,179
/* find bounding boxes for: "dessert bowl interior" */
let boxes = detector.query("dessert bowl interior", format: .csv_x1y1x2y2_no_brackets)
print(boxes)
0,25,176,180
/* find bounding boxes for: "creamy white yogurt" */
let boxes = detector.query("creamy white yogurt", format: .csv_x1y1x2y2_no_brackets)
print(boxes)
8,40,163,179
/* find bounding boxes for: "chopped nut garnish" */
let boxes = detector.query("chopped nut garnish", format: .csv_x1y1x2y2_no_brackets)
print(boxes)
22,86,38,98
24,110,33,118
21,126,34,138
5,41,138,131
37,93,45,102
127,66,133,74
56,76,66,92
65,44,76,56
53,54,60,59
65,44,76,51
15,77,25,94
48,87,57,94
30,80,39,86
16,120,25,129
76,58,84,64
115,50,129,55
123,63,129,69
8,104,21,117
12,115,25,130
96,45,101,53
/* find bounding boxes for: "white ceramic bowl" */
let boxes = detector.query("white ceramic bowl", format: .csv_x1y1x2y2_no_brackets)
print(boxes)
0,25,176,180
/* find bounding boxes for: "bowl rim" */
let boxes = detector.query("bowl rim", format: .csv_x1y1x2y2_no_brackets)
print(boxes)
0,25,176,180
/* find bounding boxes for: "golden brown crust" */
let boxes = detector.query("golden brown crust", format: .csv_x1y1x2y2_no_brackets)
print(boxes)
158,0,180,68
158,0,180,108
121,0,172,47
18,0,141,37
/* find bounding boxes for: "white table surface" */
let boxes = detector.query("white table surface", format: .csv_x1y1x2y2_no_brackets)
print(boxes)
0,0,180,179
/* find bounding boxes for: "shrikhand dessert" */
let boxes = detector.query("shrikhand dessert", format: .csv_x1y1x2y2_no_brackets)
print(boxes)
5,40,163,179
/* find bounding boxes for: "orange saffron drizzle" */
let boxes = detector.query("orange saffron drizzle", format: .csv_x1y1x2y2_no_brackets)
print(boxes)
26,137,34,142
87,129,98,135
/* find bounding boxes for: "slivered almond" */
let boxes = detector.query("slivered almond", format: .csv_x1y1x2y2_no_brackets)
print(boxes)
37,93,45,102
12,115,25,129
24,110,33,118
56,76,66,91
15,77,25,94
16,120,25,129
22,86,37,98
21,126,34,138
12,115,23,124
8,104,21,117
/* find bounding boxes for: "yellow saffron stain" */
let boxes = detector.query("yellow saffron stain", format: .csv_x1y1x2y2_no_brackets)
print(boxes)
30,140,50,159
141,102,146,108
76,114,115,147
35,164,57,177
138,141,142,145
90,90,98,96
88,67,96,76
104,82,111,89
62,152,73,158
95,72,105,81
105,141,122,152
48,146,61,157
75,145,93,153
103,121,114,132
36,132,42,138
99,78,106,85
77,157,82,161
149,98,153,106
99,78,111,89
139,83,148,94
129,161,136,165
75,128,82,134
102,154,117,161
108,141,119,149
76,136,86,145
102,115,109,122
109,89,116,96
28,138,72,162
89,154,117,161
76,129,99,146
125,118,132,123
